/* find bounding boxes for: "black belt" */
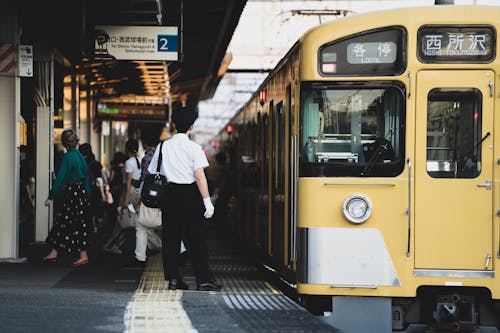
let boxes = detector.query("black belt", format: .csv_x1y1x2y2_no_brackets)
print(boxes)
131,179,141,188
168,182,196,187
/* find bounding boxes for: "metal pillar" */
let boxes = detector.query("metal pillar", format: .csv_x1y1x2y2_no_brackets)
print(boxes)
34,53,54,243
64,72,78,130
78,79,90,144
89,95,101,160
0,3,21,260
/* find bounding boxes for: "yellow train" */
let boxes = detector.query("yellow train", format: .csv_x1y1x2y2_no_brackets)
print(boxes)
212,5,500,332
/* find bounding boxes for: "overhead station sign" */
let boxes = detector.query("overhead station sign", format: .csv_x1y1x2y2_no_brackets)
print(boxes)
97,103,167,120
95,25,178,61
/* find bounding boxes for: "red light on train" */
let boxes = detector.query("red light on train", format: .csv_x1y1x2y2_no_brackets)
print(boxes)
227,124,233,134
474,112,478,120
259,90,267,106
211,140,218,148
322,63,336,73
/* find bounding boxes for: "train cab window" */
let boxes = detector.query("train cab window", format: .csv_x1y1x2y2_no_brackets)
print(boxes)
318,26,406,76
300,82,405,177
426,88,482,179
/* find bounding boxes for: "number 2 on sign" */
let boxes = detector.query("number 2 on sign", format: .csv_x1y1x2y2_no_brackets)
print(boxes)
159,37,168,51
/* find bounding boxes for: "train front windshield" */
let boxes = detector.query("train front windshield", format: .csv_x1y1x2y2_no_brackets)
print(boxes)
300,82,405,177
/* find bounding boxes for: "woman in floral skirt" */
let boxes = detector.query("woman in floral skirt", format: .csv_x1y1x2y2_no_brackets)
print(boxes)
42,129,90,268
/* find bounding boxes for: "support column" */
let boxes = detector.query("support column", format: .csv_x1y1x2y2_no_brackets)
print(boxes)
33,50,55,243
90,95,101,160
0,3,20,259
78,80,90,144
64,72,78,130
35,105,52,242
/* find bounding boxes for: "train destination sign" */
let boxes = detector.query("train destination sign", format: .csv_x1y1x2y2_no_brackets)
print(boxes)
319,27,405,76
347,42,397,64
418,26,494,62
96,103,167,120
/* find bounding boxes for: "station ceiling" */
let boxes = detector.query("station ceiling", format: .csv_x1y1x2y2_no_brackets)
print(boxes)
20,0,247,104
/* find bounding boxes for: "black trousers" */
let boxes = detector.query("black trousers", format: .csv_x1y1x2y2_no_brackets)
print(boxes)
161,183,211,283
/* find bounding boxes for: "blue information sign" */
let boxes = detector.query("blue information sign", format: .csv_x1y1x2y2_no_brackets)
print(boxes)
157,35,178,52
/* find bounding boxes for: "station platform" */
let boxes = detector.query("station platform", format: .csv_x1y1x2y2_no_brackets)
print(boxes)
0,226,338,333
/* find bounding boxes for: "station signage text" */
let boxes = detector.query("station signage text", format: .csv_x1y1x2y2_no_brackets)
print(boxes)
418,26,494,63
95,26,178,61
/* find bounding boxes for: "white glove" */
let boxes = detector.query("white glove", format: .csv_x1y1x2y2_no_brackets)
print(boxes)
203,197,215,219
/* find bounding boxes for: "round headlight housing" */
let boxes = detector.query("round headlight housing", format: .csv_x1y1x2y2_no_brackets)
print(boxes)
342,194,372,224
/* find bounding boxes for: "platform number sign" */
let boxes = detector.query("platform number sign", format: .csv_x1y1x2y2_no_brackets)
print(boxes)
95,26,179,61
157,35,178,52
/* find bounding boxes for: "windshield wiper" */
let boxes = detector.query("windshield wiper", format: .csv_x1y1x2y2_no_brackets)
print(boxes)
473,131,490,155
361,128,396,177
461,131,490,169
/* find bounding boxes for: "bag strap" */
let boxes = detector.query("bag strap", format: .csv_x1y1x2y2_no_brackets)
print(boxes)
135,157,140,169
156,141,165,174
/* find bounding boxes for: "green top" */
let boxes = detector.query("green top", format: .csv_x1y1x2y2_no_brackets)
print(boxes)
48,148,90,200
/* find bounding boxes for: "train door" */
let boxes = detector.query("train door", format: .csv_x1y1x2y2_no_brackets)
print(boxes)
271,101,286,261
258,111,270,252
286,84,297,268
415,70,494,271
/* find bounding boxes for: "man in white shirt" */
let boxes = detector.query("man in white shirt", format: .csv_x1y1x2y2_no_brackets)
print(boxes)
148,104,219,291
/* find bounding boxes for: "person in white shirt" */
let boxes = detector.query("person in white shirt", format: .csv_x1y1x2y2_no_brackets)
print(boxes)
148,104,220,291
123,139,142,211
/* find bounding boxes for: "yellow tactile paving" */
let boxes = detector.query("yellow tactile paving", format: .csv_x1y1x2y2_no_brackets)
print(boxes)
124,254,197,333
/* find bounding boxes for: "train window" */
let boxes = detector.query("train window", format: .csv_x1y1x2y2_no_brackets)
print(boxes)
426,88,482,179
318,26,406,76
299,81,405,177
418,25,495,63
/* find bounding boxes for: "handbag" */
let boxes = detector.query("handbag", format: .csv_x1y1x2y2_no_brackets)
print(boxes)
141,141,168,208
117,207,136,229
138,202,162,228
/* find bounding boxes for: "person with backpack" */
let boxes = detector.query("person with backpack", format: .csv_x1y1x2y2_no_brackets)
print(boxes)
123,139,142,212
128,131,161,267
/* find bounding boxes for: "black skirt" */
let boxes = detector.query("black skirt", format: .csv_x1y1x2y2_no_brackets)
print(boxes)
46,182,90,253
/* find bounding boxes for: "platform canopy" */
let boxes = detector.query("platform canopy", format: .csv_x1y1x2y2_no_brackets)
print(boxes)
20,0,247,104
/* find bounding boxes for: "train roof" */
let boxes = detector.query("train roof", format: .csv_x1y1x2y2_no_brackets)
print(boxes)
301,5,500,44
210,5,500,143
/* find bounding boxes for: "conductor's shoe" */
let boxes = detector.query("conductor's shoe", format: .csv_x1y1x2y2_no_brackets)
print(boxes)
126,257,146,268
197,280,222,292
168,278,189,290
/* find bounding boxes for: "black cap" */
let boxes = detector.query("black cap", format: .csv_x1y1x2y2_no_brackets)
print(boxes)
172,104,198,124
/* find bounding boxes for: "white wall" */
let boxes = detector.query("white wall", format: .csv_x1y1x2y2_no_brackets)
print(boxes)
0,3,19,259
0,76,19,258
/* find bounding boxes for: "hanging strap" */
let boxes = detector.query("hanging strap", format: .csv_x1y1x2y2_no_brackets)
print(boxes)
156,141,165,174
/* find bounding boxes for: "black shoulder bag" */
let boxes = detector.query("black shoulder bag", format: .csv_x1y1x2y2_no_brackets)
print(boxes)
141,141,168,208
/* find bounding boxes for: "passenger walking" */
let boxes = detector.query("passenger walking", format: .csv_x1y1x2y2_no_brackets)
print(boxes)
102,152,127,255
79,143,107,233
123,139,142,211
130,131,161,266
148,105,220,291
43,129,90,268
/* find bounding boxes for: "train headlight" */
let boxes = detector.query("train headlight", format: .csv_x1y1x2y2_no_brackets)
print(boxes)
343,194,372,224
